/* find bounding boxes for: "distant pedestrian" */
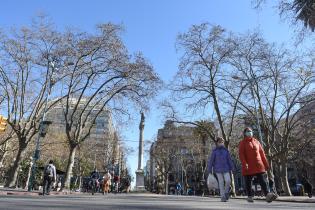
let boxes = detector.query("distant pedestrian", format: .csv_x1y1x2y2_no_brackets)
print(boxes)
186,183,191,195
208,137,235,202
42,160,56,196
175,181,182,195
90,168,100,195
113,175,120,193
102,171,112,195
301,176,313,198
125,177,131,193
239,127,277,203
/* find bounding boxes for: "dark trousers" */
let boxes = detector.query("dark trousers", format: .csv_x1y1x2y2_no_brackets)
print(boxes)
244,172,269,197
43,176,53,195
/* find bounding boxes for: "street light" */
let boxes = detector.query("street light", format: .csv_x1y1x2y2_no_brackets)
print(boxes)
28,61,56,191
232,75,264,146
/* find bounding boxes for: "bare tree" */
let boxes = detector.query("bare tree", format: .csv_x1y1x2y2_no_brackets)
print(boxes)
172,23,245,149
0,17,67,187
151,141,174,194
169,23,250,196
53,23,161,190
171,23,315,196
229,32,315,195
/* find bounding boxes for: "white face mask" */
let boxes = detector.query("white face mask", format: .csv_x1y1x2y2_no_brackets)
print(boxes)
245,131,253,137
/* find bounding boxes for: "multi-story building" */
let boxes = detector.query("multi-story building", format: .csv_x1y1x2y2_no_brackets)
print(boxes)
148,120,215,195
295,93,315,188
45,97,117,172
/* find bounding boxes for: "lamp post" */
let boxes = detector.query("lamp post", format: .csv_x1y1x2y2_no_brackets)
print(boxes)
232,75,264,146
24,157,33,190
28,61,56,191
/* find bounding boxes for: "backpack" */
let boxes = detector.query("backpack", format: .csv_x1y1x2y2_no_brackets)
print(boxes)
45,165,53,177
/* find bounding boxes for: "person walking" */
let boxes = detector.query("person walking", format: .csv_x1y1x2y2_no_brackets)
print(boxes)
102,170,112,195
113,175,120,193
42,160,56,196
208,137,235,202
239,127,277,203
125,177,131,193
175,180,182,195
90,168,100,195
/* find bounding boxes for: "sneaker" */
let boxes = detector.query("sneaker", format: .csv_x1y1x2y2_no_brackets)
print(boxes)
221,197,227,202
266,192,277,203
246,196,254,203
225,193,230,200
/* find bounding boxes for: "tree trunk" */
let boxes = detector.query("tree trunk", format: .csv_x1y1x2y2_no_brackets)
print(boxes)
267,159,277,193
62,145,77,190
0,143,8,168
263,134,277,194
24,161,33,189
230,172,236,197
279,156,292,196
5,140,27,187
79,176,82,192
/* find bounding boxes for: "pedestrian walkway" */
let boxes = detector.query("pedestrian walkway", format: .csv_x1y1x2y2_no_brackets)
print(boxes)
0,187,314,203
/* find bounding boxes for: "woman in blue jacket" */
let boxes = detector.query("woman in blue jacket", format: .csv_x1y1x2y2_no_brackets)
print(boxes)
208,137,235,202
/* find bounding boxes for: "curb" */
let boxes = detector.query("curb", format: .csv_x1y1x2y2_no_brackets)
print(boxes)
1,190,314,203
7,192,40,196
0,190,81,196
231,196,315,204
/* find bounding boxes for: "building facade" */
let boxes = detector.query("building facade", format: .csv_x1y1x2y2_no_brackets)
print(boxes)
45,97,117,172
295,93,315,189
147,121,214,195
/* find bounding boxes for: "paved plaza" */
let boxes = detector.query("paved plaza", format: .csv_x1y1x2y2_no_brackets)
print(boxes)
0,193,314,210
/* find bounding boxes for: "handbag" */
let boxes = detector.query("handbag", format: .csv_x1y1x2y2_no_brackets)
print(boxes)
207,173,219,190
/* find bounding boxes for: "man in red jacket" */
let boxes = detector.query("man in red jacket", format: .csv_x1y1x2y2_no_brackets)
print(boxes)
239,127,277,203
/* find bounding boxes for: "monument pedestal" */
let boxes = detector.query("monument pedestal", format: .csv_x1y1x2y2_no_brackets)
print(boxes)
135,169,145,191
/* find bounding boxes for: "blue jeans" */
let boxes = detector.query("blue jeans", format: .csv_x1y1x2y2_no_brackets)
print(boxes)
216,172,231,199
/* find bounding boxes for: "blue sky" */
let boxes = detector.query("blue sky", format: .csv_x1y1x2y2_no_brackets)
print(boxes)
1,0,295,186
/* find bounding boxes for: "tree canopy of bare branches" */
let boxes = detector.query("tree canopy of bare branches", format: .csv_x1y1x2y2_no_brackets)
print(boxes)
0,17,67,187
170,22,315,195
0,17,162,189
50,23,162,189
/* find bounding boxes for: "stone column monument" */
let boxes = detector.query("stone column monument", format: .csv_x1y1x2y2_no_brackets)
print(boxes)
135,111,145,191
